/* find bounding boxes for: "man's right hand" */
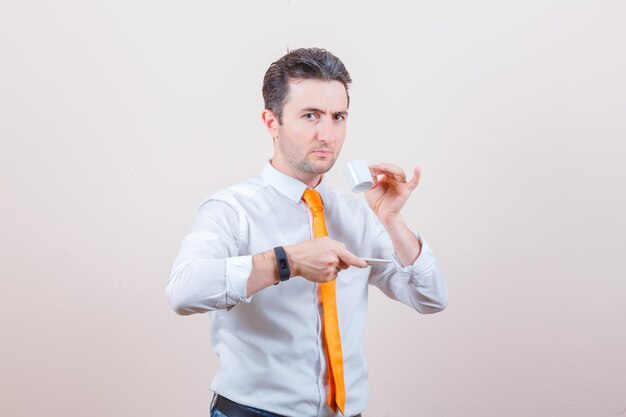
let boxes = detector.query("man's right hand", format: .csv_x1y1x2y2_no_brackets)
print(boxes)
247,237,368,296
285,237,368,283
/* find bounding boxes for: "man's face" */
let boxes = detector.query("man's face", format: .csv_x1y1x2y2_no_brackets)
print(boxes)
270,79,348,184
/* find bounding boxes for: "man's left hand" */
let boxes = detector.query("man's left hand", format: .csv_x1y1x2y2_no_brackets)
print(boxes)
365,163,421,224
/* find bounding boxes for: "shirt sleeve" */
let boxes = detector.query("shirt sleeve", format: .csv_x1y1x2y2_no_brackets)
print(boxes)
165,198,253,315
367,221,448,314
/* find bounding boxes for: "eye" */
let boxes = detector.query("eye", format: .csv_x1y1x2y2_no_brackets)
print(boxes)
303,113,317,120
334,114,346,121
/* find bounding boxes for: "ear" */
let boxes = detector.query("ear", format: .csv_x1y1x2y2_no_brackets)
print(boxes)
261,109,280,139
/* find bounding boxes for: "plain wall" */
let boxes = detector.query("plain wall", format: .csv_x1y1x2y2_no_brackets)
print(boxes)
1,1,625,416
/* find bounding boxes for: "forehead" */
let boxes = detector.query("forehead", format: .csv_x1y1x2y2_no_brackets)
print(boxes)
283,79,348,112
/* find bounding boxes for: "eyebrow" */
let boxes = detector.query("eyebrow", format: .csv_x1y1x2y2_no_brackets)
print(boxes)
301,107,349,117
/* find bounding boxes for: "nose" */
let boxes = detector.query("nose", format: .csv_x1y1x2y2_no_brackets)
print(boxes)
316,116,336,144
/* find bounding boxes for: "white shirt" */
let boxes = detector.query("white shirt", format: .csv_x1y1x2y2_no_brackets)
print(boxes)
166,162,448,417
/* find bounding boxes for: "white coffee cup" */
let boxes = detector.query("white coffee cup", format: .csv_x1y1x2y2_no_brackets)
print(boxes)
343,159,374,193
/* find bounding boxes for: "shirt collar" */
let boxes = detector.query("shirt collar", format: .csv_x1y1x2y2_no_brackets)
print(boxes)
260,161,329,203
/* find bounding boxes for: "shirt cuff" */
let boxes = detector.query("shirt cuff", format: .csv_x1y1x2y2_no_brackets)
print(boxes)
225,255,254,304
392,234,437,283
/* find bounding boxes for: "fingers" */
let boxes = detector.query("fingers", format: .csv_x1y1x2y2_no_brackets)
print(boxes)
292,238,369,283
369,163,407,183
369,163,421,189
337,259,350,270
336,246,368,269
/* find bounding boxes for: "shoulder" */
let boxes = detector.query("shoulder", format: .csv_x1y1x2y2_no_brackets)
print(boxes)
190,175,269,244
198,174,269,211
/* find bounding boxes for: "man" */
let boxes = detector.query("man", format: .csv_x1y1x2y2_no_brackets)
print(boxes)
166,47,447,417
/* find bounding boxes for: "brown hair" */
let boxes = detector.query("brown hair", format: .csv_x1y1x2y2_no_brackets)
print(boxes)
262,48,352,123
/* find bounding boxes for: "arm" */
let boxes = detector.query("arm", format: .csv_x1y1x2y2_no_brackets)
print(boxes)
166,199,251,314
365,163,423,265
365,163,448,313
247,237,368,296
166,199,366,315
368,226,448,313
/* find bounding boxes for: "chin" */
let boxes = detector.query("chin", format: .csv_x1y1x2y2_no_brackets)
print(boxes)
313,160,336,173
297,160,335,176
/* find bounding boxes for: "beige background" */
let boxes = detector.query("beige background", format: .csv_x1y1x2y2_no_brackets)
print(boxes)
2,1,625,416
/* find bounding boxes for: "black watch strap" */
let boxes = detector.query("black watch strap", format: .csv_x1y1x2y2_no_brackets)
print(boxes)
273,246,291,283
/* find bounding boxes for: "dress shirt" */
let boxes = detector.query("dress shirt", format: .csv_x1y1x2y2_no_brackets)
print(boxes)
166,162,448,417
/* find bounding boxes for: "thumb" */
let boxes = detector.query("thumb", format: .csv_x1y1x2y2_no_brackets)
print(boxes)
408,166,421,190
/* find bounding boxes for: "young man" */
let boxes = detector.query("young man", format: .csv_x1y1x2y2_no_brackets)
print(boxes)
167,48,447,417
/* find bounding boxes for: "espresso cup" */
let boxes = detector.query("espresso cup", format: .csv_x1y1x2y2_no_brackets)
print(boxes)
343,159,374,193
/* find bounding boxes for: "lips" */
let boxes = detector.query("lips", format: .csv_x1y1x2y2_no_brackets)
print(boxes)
312,150,332,157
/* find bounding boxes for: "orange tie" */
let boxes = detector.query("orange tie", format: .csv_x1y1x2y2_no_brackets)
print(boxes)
302,189,346,415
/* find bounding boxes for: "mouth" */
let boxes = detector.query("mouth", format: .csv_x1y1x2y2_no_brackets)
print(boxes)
312,150,333,158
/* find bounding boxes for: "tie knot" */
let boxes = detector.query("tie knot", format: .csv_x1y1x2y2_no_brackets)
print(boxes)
302,189,324,211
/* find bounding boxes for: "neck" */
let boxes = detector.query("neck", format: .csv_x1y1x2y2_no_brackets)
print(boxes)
269,159,323,189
